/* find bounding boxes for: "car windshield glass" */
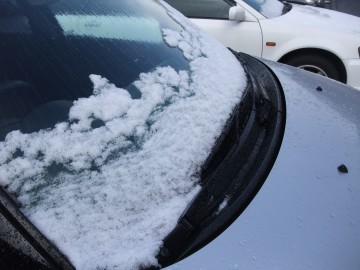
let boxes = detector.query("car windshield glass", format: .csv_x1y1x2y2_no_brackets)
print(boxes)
0,0,247,269
242,0,285,17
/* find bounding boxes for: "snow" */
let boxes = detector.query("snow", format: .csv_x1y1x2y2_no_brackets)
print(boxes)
258,0,284,18
243,0,284,18
278,4,360,35
244,0,360,34
0,1,246,270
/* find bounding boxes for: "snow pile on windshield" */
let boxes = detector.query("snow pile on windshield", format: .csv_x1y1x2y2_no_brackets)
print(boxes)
0,2,246,270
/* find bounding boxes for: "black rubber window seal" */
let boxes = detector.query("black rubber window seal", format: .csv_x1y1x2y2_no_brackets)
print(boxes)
0,187,75,270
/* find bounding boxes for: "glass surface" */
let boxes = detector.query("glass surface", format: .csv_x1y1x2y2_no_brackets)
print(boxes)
0,0,189,140
242,0,284,17
0,1,248,269
165,0,232,19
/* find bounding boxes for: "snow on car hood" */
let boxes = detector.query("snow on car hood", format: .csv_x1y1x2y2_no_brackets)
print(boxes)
0,2,246,270
276,4,360,35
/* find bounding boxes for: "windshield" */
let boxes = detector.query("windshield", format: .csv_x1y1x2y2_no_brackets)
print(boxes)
242,0,285,18
0,0,247,269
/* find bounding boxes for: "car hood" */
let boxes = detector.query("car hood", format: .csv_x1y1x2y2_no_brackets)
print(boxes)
166,60,360,269
273,4,360,36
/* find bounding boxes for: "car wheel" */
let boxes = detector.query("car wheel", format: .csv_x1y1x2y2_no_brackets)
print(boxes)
283,54,341,82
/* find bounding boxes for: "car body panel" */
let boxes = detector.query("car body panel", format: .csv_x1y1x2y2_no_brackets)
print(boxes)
261,4,360,60
166,60,360,270
185,1,360,90
344,59,360,90
192,18,263,56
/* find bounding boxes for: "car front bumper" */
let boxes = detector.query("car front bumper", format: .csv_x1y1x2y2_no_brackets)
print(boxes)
344,58,360,91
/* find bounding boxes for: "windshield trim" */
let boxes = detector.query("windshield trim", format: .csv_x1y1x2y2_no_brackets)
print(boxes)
0,187,75,270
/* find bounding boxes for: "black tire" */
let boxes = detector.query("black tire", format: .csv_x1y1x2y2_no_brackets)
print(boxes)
283,53,342,82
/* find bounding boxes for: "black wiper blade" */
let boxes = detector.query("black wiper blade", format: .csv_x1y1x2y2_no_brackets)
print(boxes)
154,51,285,270
157,90,257,266
229,48,273,126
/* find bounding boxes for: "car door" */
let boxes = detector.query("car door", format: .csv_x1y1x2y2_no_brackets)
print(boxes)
165,0,263,57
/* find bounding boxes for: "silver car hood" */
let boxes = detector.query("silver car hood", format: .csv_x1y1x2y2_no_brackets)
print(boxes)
167,60,360,269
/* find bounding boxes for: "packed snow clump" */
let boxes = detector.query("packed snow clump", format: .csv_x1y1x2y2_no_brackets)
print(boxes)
0,1,246,269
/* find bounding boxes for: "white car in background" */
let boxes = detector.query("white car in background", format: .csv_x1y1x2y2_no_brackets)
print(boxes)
165,0,360,90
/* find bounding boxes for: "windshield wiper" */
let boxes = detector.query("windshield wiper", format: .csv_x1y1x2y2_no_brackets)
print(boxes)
232,49,273,126
154,51,285,269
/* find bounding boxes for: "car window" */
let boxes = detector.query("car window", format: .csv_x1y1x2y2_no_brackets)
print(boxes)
243,0,284,17
164,0,232,19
